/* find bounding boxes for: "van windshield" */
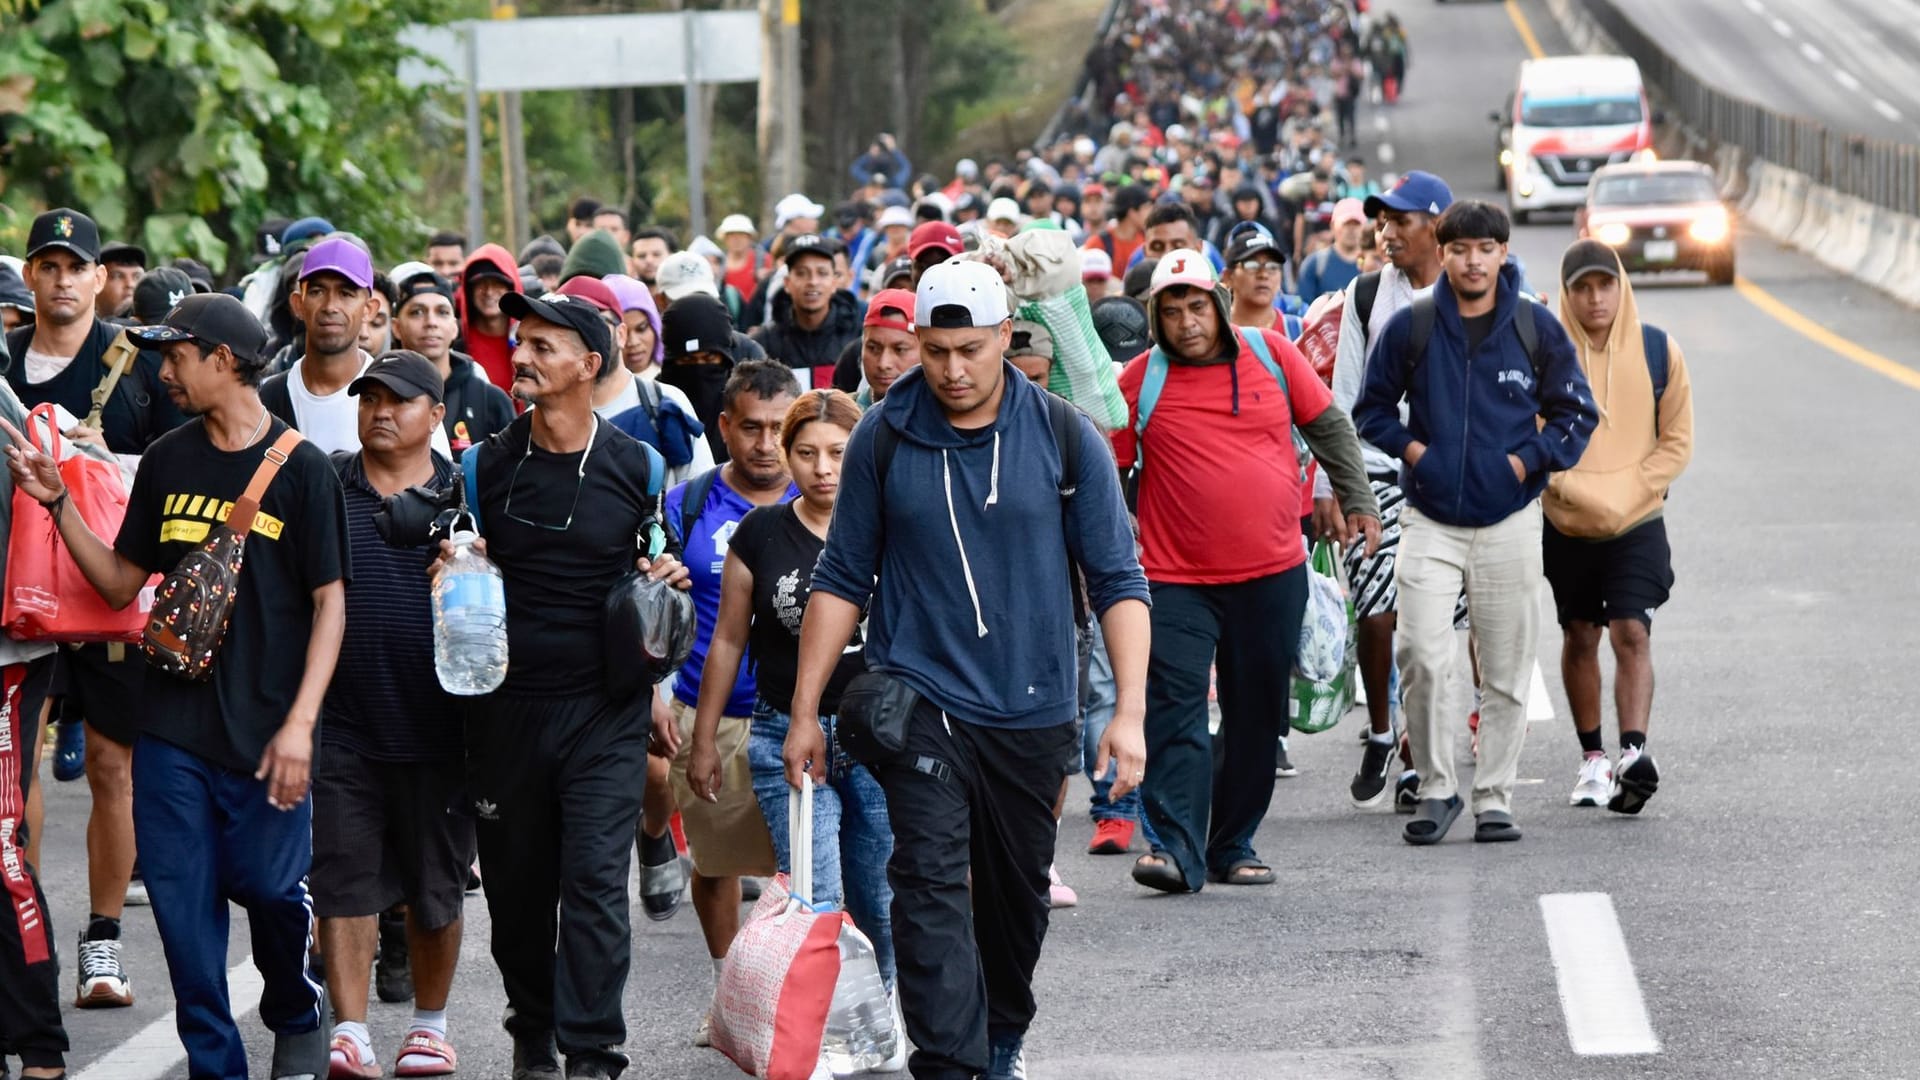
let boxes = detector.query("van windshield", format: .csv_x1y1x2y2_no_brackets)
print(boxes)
1520,95,1642,127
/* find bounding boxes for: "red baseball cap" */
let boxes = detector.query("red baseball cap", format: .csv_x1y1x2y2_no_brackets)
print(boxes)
864,288,916,332
908,221,964,261
555,275,620,315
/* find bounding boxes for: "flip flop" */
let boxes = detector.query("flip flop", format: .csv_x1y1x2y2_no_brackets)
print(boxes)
1130,851,1194,894
1206,859,1276,885
393,1031,458,1077
1402,794,1463,846
1474,810,1522,843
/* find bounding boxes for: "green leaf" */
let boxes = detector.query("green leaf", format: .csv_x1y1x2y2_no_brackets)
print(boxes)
122,19,156,62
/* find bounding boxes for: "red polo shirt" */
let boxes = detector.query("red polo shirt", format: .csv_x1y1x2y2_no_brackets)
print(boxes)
1113,326,1331,584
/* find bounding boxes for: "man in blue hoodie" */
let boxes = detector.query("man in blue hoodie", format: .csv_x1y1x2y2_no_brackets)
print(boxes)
1355,201,1597,847
789,259,1150,1080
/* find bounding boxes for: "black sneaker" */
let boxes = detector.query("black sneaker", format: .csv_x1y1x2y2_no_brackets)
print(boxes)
1350,737,1396,808
269,987,328,1080
513,1033,562,1080
1393,771,1420,814
375,908,413,1003
1607,747,1660,815
1274,741,1299,778
564,1051,627,1080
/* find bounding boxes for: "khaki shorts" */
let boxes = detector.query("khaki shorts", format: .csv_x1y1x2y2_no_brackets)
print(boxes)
669,698,777,878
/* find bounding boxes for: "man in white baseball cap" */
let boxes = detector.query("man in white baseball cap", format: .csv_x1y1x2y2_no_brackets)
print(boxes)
787,256,1149,1079
715,214,763,303
985,198,1024,240
771,194,824,240
656,251,720,304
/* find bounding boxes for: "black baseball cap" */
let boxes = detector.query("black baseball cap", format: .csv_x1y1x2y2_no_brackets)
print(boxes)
99,242,147,268
350,350,445,405
396,270,456,311
1224,229,1284,268
1561,238,1622,286
172,258,215,293
127,293,269,365
501,290,612,362
132,267,195,325
26,208,100,264
1091,295,1150,364
783,232,840,268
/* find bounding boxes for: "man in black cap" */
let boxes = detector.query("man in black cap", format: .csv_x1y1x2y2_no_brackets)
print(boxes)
97,242,147,321
172,258,216,294
391,270,514,461
747,233,860,391
5,290,348,1080
315,351,473,1080
455,289,689,1080
7,212,183,1014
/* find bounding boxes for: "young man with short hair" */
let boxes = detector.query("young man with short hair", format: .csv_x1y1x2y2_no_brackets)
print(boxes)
592,209,631,253
9,292,349,1080
629,227,678,299
317,352,470,1079
391,270,515,460
1296,198,1367,301
454,244,525,393
97,242,147,321
424,232,466,282
748,235,861,390
1548,240,1693,812
1083,184,1152,272
1133,203,1226,272
1355,202,1597,846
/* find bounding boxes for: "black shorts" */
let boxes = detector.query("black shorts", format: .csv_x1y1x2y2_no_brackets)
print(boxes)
1543,517,1674,629
50,643,145,747
311,744,476,928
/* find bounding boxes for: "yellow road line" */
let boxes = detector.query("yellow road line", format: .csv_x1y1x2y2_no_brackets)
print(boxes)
1733,277,1920,390
1505,0,1547,61
1503,0,1920,391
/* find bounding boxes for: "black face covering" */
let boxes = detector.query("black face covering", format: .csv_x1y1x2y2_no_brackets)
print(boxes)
660,360,733,460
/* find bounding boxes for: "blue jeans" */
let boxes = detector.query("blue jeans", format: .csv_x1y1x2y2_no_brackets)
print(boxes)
133,736,323,1080
747,701,896,986
1081,617,1144,825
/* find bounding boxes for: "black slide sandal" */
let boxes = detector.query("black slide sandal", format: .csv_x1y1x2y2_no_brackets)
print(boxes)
1206,859,1276,885
1131,851,1194,894
1402,795,1463,846
1473,809,1522,843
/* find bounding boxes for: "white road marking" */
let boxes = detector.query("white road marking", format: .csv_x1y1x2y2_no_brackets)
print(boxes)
1835,69,1863,91
1873,98,1904,122
74,957,265,1080
1799,42,1824,63
1769,15,1793,36
1378,141,1397,166
1527,660,1556,722
1539,893,1661,1056
1740,0,1765,13
1374,112,1390,133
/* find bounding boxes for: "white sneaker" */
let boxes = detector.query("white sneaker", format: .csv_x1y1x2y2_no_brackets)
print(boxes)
75,935,133,1008
1046,864,1077,909
692,1010,712,1048
1570,755,1613,807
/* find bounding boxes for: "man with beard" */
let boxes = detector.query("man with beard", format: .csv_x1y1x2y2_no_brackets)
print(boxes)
629,227,676,309
748,234,860,391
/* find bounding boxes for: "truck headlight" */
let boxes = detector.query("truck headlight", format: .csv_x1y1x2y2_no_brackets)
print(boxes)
1596,222,1631,246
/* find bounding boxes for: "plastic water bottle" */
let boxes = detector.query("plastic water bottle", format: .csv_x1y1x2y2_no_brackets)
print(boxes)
818,926,898,1076
432,526,508,695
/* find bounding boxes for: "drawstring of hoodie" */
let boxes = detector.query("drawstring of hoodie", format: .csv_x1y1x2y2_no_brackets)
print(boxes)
985,431,1000,506
942,448,990,638
1229,356,1242,416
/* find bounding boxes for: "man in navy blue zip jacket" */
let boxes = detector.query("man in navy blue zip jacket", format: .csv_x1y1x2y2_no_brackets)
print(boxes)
1354,201,1596,847
787,259,1151,1080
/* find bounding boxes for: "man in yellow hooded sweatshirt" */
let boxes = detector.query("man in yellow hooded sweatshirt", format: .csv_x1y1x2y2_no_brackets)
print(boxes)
1545,240,1694,815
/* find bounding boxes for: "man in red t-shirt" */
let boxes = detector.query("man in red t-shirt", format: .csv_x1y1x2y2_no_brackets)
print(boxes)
1112,251,1379,895
453,244,524,402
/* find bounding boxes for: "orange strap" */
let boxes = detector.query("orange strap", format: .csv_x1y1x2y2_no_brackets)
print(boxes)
224,428,304,539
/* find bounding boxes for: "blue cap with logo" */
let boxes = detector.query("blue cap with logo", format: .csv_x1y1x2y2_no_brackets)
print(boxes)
1364,170,1455,219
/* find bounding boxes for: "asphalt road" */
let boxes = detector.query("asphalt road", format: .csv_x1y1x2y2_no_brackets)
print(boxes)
1603,0,1920,143
23,3,1920,1078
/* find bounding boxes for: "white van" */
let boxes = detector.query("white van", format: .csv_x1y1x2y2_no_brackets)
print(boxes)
1502,55,1654,223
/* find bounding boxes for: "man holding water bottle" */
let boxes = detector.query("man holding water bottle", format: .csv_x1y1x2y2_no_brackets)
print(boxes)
445,290,689,1080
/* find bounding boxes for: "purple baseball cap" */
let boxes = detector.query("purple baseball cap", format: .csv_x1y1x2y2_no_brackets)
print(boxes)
298,237,374,290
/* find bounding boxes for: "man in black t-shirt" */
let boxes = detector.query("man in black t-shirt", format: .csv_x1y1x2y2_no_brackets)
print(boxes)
453,290,688,1080
5,292,349,1080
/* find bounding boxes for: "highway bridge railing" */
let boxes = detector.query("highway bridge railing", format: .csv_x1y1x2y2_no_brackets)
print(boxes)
1580,0,1920,217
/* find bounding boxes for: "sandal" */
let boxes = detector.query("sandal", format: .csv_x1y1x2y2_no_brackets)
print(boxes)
393,1031,458,1077
1402,794,1463,846
639,831,688,922
1206,859,1276,885
1473,810,1522,843
328,1036,382,1080
1130,851,1194,894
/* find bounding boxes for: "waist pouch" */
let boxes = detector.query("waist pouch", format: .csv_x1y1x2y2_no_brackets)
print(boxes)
835,671,921,766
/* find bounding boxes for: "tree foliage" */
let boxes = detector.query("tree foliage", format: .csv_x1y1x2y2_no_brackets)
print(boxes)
0,0,473,276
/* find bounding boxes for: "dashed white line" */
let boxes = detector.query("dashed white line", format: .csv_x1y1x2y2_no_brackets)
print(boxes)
1798,42,1824,63
74,957,265,1080
1740,0,1765,13
1377,141,1397,166
1526,662,1556,722
1769,15,1794,37
1835,69,1863,91
1374,112,1390,133
1873,98,1904,121
1540,893,1661,1056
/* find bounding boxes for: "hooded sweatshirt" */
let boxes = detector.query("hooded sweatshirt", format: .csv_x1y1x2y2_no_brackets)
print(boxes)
749,287,862,390
455,244,525,391
1545,254,1694,539
1355,261,1598,528
809,364,1149,729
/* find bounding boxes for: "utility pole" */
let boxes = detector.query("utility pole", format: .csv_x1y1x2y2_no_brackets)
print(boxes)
464,26,484,250
757,0,803,227
491,0,528,249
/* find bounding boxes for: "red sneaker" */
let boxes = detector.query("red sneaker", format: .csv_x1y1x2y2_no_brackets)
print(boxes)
1087,818,1136,855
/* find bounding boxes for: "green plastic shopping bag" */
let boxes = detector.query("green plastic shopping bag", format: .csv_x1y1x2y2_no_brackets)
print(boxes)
1290,540,1357,734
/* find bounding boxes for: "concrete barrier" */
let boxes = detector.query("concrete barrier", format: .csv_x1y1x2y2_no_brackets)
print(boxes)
1819,196,1879,276
1856,208,1905,286
1886,216,1920,308
1787,183,1835,252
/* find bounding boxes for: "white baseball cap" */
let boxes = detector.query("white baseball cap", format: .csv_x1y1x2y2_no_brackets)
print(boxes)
916,260,1011,329
388,260,434,287
877,205,915,230
1148,248,1219,297
1081,248,1114,282
774,193,826,230
657,251,719,302
715,213,757,240
986,198,1024,224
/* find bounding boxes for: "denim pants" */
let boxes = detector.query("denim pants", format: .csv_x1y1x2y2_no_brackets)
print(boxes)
746,701,896,986
1080,616,1144,825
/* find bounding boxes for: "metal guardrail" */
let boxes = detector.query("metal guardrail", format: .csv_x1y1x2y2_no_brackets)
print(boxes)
1580,0,1920,216
1035,0,1126,149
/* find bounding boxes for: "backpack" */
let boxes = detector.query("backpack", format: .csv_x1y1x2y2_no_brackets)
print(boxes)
142,429,305,681
1397,291,1548,388
674,465,725,553
1642,323,1671,425
870,390,1089,623
1134,326,1312,483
